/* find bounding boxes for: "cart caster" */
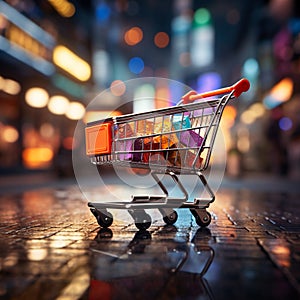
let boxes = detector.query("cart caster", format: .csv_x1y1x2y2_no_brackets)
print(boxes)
190,209,211,227
135,213,151,230
160,209,178,225
129,210,152,230
91,208,113,228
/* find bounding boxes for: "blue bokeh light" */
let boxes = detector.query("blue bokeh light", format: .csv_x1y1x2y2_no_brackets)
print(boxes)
96,3,111,23
128,57,144,74
197,72,221,94
279,117,293,131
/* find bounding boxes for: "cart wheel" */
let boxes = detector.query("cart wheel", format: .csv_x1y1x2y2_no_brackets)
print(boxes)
194,211,211,227
91,209,113,228
163,210,178,225
135,212,152,231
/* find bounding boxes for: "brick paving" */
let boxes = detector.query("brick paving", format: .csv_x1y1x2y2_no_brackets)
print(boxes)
0,175,300,300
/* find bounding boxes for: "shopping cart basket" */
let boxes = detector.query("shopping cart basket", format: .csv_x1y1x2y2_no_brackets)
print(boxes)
85,78,250,230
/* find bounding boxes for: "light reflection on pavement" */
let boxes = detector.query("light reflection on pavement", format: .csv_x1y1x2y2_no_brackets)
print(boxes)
0,173,299,299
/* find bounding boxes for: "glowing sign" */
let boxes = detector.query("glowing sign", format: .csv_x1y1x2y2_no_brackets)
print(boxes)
6,24,51,61
53,45,91,81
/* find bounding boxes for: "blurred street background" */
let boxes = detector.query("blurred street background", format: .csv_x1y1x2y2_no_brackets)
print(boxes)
0,0,300,179
1,1,300,300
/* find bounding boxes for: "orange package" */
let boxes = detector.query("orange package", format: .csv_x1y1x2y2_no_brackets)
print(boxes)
153,119,178,149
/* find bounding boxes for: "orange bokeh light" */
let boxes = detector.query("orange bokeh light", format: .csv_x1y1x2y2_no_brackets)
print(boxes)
110,80,126,96
154,32,170,48
22,147,54,169
270,77,293,102
155,86,170,109
221,105,237,128
124,27,143,46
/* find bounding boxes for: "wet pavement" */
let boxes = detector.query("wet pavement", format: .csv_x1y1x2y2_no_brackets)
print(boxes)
0,172,300,300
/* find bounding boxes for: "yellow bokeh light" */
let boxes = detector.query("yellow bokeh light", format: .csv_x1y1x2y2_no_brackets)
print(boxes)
84,110,122,124
237,127,250,153
3,126,19,143
249,102,265,118
48,95,69,115
48,0,76,18
241,110,256,125
25,87,49,108
53,45,91,81
2,79,21,95
65,101,85,120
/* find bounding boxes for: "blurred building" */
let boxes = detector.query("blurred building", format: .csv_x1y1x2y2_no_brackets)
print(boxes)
1,0,300,178
0,0,92,174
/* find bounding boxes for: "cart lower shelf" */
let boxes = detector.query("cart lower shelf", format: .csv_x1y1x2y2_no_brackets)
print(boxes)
88,199,212,230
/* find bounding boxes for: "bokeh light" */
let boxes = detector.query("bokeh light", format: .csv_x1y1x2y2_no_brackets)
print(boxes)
124,27,143,46
240,110,257,125
194,8,211,26
128,57,144,74
222,106,237,128
25,87,49,108
48,95,69,115
2,126,19,143
96,2,111,22
65,102,85,120
110,80,126,96
1,78,21,95
40,123,55,138
263,77,293,109
53,45,91,82
279,117,293,131
197,72,221,94
154,32,170,48
179,52,191,67
22,147,54,169
243,58,259,78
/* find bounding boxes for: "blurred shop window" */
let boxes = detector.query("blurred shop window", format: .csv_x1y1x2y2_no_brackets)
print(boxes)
22,123,60,170
0,123,20,169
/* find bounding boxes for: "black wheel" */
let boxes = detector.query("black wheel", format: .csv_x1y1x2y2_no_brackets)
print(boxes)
135,212,152,230
91,209,113,228
194,211,211,227
163,210,178,225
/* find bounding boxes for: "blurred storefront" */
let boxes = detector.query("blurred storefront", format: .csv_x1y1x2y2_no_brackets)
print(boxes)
0,0,92,175
1,0,300,179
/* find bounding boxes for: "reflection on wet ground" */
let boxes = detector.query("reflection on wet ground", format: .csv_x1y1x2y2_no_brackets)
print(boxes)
90,226,215,300
0,176,300,299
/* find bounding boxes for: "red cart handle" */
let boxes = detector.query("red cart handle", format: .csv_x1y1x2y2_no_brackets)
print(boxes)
181,78,250,104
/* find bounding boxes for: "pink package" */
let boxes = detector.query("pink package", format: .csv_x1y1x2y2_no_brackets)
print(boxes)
115,124,133,160
179,129,203,148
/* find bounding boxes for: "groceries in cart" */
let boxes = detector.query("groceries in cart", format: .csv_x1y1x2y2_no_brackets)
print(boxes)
112,116,204,168
85,78,250,230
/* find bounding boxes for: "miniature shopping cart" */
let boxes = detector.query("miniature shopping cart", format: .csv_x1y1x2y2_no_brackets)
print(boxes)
85,78,250,230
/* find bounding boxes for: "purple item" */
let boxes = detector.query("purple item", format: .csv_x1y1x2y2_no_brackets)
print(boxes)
115,140,133,160
115,123,134,160
179,130,203,148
